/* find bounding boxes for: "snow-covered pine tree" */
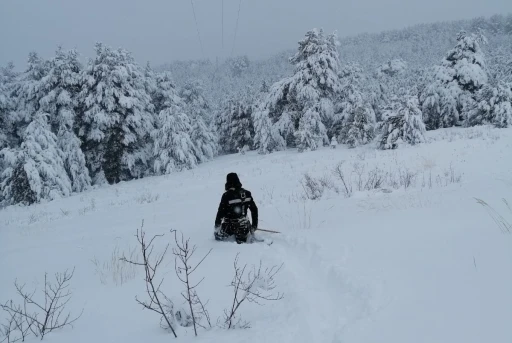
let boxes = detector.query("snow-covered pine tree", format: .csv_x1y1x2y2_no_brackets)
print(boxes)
0,63,17,149
0,112,71,205
419,84,442,130
179,80,218,162
179,80,212,123
361,59,408,124
79,43,154,184
378,115,404,150
252,78,284,154
143,62,158,101
152,110,196,174
492,84,512,128
468,82,512,128
402,97,427,145
10,52,51,142
335,63,376,147
422,30,488,129
252,106,284,154
288,28,341,134
379,96,426,149
341,106,376,148
189,115,218,162
260,80,270,93
37,47,91,192
294,104,327,152
228,55,250,77
258,28,341,150
216,94,255,154
376,59,408,78
151,71,197,174
505,56,512,83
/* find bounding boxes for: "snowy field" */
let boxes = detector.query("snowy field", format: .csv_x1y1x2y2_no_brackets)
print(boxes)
1,126,511,343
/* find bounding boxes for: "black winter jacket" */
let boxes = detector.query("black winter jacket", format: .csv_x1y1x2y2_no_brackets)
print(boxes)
214,187,258,228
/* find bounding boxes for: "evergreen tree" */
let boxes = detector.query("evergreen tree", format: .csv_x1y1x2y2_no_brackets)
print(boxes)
341,106,376,148
423,31,488,128
79,43,154,184
216,95,254,154
0,112,71,205
378,115,404,150
402,97,427,145
152,110,196,175
179,80,218,162
179,80,212,123
468,82,512,128
419,84,442,130
143,62,158,101
294,104,327,152
228,55,250,77
189,116,218,162
252,79,284,154
151,72,197,174
259,28,341,150
252,107,284,154
379,96,426,149
38,47,91,192
334,63,375,147
0,63,17,149
10,52,51,141
372,59,409,120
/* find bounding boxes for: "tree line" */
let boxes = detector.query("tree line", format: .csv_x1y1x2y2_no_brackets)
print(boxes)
1,15,511,206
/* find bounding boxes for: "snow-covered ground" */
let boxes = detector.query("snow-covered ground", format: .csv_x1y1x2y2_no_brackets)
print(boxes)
1,126,511,343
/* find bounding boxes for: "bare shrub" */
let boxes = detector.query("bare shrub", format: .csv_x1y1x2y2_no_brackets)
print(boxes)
296,200,312,230
171,230,212,335
91,244,139,286
364,167,386,190
398,167,416,189
301,173,323,200
445,162,462,185
78,198,96,215
260,186,275,202
1,312,21,343
121,222,177,338
59,208,70,217
332,162,353,197
221,254,284,329
352,162,366,191
318,175,339,194
0,268,82,340
136,191,160,204
355,151,366,161
421,170,434,189
2,302,32,343
475,198,511,234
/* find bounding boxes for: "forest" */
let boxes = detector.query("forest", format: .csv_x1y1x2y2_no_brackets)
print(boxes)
0,13,511,206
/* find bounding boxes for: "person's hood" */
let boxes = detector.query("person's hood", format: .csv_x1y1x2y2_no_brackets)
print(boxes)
225,172,242,190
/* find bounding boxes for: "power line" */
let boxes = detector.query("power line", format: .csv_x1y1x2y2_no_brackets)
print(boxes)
231,0,242,57
222,0,224,49
190,0,205,58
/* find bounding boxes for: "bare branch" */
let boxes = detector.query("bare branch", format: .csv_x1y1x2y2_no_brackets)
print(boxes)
126,221,177,338
1,268,82,340
171,229,212,336
222,254,284,329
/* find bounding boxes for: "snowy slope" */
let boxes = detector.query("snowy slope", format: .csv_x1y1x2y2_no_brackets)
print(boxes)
1,126,511,343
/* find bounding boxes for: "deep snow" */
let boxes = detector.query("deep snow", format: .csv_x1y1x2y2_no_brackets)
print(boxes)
1,126,511,343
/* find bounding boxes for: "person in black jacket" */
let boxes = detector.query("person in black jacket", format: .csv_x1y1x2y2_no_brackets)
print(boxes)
214,172,258,244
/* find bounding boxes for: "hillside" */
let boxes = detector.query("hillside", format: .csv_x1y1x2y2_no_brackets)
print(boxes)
1,125,511,343
159,13,512,108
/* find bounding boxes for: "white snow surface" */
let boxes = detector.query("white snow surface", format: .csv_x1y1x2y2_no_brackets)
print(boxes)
1,126,511,343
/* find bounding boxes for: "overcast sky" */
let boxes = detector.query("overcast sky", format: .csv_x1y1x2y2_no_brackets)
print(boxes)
1,0,511,68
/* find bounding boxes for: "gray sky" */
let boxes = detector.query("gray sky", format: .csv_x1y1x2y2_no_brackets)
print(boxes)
1,0,511,69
